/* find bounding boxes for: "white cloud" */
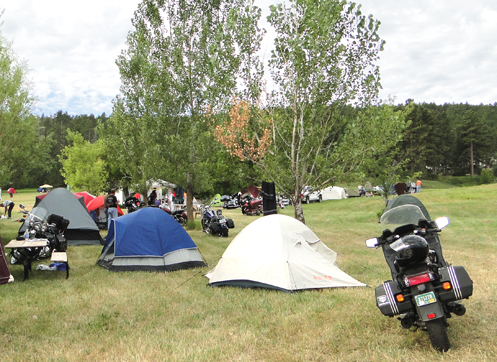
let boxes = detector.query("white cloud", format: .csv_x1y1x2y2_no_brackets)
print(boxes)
1,0,496,116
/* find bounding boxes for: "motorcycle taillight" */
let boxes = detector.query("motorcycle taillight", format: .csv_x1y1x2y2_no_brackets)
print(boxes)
404,272,434,287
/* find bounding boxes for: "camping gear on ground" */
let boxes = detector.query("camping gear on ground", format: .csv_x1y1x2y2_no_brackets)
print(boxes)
8,206,70,280
201,199,234,237
0,236,14,284
241,194,262,216
344,187,360,197
365,195,472,352
20,188,103,245
206,214,365,291
97,207,207,271
261,181,277,216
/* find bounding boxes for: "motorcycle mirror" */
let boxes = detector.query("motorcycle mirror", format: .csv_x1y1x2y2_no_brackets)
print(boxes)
434,216,450,230
20,204,25,209
365,238,379,248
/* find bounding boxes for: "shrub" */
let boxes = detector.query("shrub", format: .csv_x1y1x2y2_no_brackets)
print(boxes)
479,168,494,184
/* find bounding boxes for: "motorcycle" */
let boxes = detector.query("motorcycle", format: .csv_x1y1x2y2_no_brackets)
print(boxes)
124,196,145,214
240,194,262,216
277,194,290,209
365,195,473,352
12,205,70,279
201,200,234,237
160,202,188,226
222,194,240,209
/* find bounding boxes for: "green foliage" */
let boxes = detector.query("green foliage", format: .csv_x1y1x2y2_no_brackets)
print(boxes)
479,168,493,184
107,0,264,209
0,27,40,187
59,130,108,195
260,0,388,222
359,100,413,202
455,109,495,176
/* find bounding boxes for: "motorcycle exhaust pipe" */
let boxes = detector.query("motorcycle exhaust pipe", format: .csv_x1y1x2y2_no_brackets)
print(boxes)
400,315,414,329
449,302,466,316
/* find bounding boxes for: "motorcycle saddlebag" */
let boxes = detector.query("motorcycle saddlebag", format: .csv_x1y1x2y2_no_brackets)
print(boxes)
209,222,220,234
437,266,473,302
375,280,414,317
226,218,235,229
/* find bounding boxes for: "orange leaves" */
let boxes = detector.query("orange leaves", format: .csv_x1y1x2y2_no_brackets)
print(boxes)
212,98,272,162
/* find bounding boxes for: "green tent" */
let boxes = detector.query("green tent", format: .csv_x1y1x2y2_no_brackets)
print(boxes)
210,194,223,207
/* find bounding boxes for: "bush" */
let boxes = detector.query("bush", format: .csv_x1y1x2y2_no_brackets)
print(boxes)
479,168,494,184
437,175,480,187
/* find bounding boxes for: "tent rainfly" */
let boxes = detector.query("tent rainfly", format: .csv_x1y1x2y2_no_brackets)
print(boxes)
97,207,207,272
205,214,365,291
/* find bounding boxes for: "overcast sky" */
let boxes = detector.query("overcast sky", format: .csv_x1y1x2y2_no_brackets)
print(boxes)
1,0,497,116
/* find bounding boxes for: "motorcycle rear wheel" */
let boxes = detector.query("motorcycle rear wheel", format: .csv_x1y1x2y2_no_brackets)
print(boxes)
426,318,450,352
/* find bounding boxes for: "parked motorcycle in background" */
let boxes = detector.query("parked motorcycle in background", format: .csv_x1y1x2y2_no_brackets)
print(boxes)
222,193,240,209
365,195,472,352
240,194,262,216
201,199,234,237
160,203,188,226
124,196,144,214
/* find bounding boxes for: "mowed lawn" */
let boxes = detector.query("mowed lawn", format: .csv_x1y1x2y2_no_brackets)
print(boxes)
1,185,496,361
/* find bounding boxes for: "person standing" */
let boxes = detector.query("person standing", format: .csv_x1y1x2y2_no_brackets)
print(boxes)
1,200,15,219
106,189,119,230
416,178,422,193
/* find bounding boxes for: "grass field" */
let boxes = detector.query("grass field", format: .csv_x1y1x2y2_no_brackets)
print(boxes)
1,185,496,361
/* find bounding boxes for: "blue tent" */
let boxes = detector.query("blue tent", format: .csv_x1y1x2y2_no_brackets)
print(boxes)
97,208,206,272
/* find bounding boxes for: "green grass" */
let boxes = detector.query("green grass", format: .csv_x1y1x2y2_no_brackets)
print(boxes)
1,186,496,361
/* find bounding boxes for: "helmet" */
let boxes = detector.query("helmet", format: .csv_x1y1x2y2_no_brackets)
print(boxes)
394,235,429,267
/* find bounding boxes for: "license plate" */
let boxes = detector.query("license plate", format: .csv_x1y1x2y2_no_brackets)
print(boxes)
415,292,437,307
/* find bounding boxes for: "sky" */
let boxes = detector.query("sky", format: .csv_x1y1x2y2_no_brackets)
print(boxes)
1,0,497,116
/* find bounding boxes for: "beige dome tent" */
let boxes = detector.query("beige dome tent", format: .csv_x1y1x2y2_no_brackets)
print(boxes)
205,214,365,291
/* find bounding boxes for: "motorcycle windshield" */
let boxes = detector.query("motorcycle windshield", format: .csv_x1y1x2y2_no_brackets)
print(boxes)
380,204,427,227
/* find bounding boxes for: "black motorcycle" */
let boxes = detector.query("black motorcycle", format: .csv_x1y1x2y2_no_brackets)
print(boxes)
124,196,145,213
201,200,234,237
366,195,472,352
13,205,70,279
